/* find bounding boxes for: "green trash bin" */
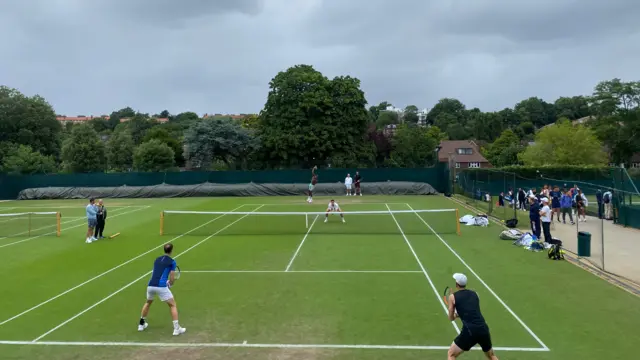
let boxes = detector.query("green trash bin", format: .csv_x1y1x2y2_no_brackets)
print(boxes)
577,231,591,257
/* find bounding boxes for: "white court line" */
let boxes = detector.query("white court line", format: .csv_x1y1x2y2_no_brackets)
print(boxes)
0,340,550,351
284,215,319,271
183,270,423,273
0,206,132,240
0,207,16,212
406,203,550,351
0,207,136,249
385,204,460,334
32,205,265,342
1,205,149,209
0,204,249,327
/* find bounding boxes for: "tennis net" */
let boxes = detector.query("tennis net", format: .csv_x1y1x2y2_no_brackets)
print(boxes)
0,212,61,238
160,209,461,237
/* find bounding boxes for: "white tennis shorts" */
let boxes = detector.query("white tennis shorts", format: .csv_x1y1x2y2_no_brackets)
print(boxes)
345,184,352,189
146,286,174,302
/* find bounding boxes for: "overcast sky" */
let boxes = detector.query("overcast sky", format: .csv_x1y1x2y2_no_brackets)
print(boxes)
1,0,639,116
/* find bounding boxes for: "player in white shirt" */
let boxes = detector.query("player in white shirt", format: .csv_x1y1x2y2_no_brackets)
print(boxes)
325,199,345,223
344,174,353,196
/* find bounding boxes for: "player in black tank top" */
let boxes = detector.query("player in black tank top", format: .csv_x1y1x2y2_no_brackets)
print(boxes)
447,274,498,359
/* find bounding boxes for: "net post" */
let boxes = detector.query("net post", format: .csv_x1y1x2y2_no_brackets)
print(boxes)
160,211,164,236
56,212,61,237
455,208,461,236
305,213,309,229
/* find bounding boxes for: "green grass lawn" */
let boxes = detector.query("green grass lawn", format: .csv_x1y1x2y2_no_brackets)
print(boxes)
0,195,638,360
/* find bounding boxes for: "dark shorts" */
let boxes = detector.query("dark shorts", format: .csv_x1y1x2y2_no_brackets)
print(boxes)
88,218,97,228
454,325,492,352
355,182,360,188
552,199,560,209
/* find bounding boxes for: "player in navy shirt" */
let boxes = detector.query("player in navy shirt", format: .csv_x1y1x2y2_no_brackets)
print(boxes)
138,243,186,336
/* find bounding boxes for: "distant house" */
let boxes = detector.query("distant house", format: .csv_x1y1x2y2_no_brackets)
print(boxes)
437,140,492,169
119,117,169,123
56,115,110,124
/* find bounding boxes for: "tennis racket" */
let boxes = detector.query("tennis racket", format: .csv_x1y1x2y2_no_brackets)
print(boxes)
175,265,181,280
443,286,451,305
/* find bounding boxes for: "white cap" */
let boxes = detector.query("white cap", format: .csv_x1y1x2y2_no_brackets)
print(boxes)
541,197,549,203
453,273,467,286
528,194,536,199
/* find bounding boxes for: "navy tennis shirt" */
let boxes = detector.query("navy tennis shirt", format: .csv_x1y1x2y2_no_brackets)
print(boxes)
148,255,177,288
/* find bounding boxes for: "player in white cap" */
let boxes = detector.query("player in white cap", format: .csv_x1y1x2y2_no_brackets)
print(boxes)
447,273,498,360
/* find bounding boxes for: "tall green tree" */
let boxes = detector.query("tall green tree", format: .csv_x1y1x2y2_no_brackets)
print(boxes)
0,86,62,157
184,118,259,170
60,124,106,172
483,129,523,167
514,97,556,128
403,105,419,124
133,139,175,172
388,124,439,167
106,130,134,171
108,107,136,129
142,127,184,167
126,114,155,144
258,64,369,168
554,96,591,120
1,144,56,174
376,111,399,128
519,119,606,166
426,98,466,126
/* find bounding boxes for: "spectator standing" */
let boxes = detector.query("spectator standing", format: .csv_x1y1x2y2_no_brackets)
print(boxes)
344,174,353,196
575,190,588,222
518,188,527,211
603,190,613,220
539,198,554,243
95,199,108,239
596,190,603,219
560,191,575,225
550,186,562,222
528,195,541,239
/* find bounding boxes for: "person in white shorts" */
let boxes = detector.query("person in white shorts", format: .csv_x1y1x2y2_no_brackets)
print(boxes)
325,199,345,223
345,174,353,196
138,243,186,336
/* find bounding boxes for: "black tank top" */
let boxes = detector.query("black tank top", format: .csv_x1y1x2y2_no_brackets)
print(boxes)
454,289,487,329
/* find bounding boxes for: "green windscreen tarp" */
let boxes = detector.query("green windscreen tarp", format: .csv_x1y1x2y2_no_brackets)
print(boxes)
17,181,439,200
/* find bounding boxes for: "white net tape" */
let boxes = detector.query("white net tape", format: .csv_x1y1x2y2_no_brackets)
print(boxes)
163,209,456,216
0,212,59,217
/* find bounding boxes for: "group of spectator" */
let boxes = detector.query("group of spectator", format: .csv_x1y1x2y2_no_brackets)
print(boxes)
497,185,613,225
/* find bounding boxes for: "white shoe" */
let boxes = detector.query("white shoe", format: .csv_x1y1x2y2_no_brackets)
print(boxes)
91,237,98,241
173,327,186,336
138,322,148,332
85,239,92,244
342,219,346,223
324,218,328,223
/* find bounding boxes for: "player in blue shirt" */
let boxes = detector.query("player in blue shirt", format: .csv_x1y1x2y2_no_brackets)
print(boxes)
85,198,98,243
138,243,186,336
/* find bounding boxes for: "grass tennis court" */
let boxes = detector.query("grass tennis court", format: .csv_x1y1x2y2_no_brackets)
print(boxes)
0,195,638,360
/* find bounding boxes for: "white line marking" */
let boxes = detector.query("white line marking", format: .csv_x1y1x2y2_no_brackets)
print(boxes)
0,207,137,248
0,340,549,351
0,204,248,327
32,205,265,342
0,205,149,209
243,203,409,206
385,204,460,334
406,203,549,351
0,207,16,212
182,270,423,273
284,215,319,271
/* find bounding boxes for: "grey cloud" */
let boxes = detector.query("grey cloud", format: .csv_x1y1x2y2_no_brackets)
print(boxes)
0,0,638,116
